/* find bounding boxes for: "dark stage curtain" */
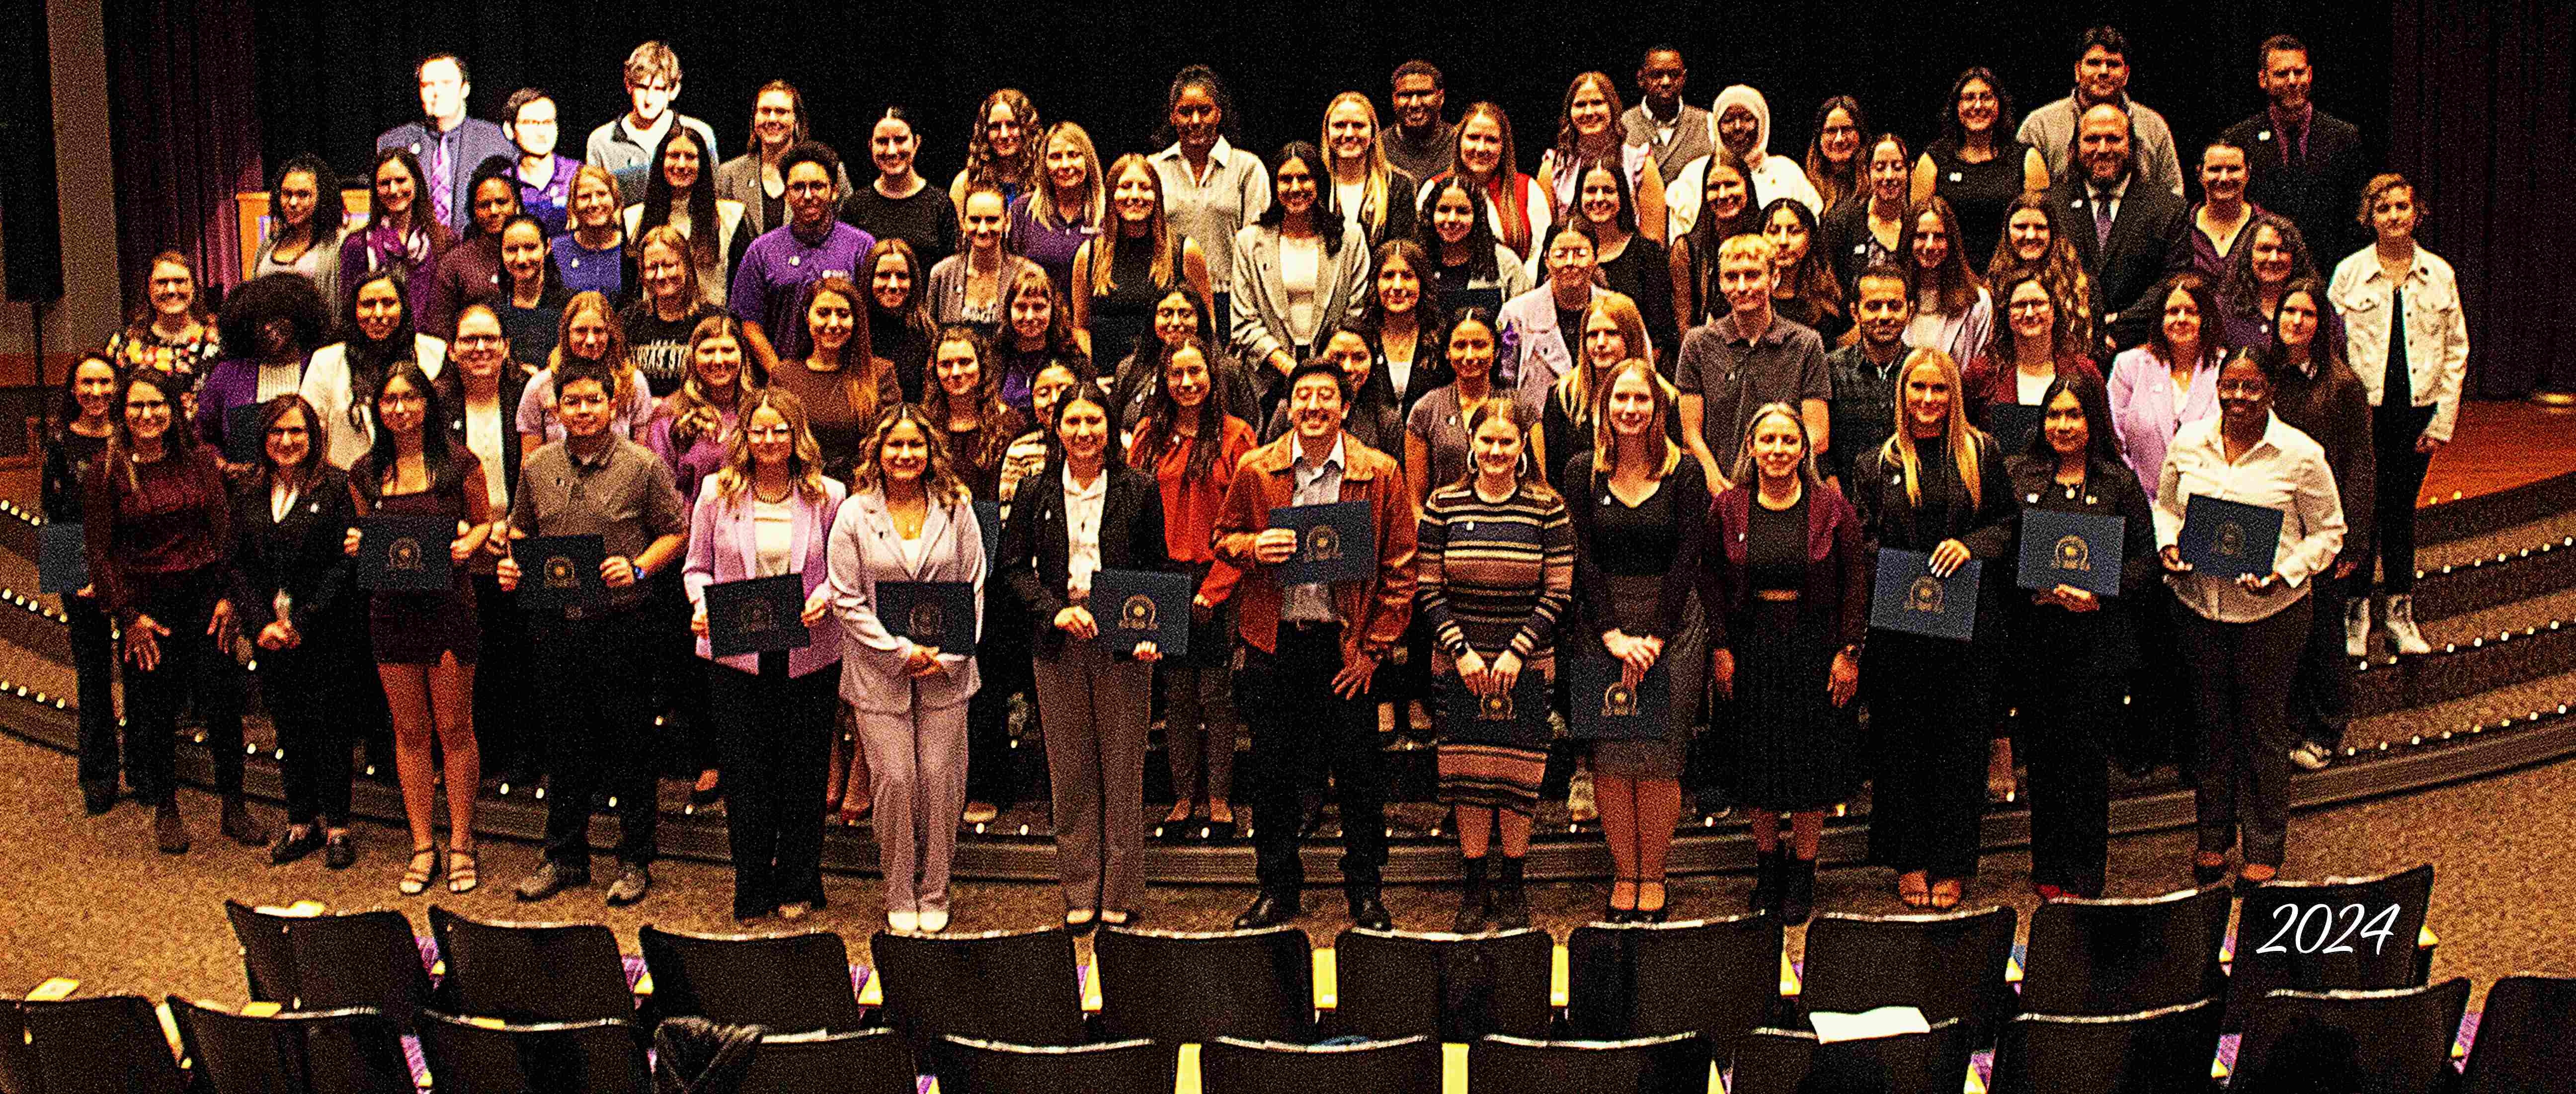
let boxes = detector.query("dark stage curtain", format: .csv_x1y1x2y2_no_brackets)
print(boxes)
2389,0,2576,395
103,0,265,313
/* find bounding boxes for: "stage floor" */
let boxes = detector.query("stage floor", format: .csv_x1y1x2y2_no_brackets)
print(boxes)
2420,401,2576,505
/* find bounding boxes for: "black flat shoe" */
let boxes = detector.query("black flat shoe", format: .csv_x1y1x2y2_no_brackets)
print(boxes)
322,832,357,869
1348,893,1393,932
1235,891,1300,930
81,783,118,815
270,826,324,865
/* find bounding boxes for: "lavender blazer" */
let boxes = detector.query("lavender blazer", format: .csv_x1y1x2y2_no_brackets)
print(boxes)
828,487,986,714
2107,345,2221,497
683,474,847,677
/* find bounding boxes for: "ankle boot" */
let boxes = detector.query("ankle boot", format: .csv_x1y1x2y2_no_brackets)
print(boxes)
220,794,268,846
1779,856,1818,926
1452,857,1491,933
2384,594,2432,655
2344,596,2371,657
155,800,190,855
1749,849,1784,916
1490,858,1530,930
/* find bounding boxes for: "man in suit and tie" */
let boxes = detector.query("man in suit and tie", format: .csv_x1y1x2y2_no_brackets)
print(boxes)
2220,35,2372,262
2048,102,2187,355
377,54,516,237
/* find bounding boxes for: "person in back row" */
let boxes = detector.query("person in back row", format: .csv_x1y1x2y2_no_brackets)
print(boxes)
584,40,720,205
1662,84,1821,242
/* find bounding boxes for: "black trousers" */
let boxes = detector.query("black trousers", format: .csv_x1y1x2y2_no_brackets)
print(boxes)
2016,624,2118,895
536,605,658,870
2123,587,2199,775
472,574,537,781
67,592,118,798
2371,402,2437,593
117,568,245,804
1241,623,1387,895
1864,629,1994,880
2290,571,2357,749
712,654,837,916
264,623,353,828
2181,596,2312,868
966,580,1032,808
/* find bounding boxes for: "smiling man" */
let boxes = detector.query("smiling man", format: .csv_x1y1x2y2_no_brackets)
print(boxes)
2045,102,2188,353
376,53,515,235
729,142,877,373
2016,25,2185,199
2220,34,2370,261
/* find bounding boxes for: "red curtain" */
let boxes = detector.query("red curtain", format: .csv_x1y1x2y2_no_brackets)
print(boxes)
103,0,263,318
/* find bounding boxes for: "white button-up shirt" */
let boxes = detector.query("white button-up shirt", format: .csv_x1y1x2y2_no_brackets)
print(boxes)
2154,412,2346,624
1061,464,1108,599
1281,432,1347,623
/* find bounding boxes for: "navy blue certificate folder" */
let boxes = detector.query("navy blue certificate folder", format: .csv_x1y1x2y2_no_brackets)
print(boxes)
1269,500,1373,585
37,524,85,594
1089,568,1192,658
1567,653,1670,740
2178,495,2284,579
1870,548,1981,641
356,515,454,592
877,580,977,655
1440,670,1551,746
706,574,810,658
516,534,606,613
2018,510,2126,597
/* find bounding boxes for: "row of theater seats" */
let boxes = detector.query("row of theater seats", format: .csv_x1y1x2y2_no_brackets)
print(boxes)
0,865,2563,1092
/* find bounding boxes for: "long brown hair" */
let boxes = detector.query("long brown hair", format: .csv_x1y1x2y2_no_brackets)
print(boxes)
800,277,888,423
853,402,970,505
920,325,1016,473
1086,154,1178,299
1450,102,1529,256
1903,195,1983,317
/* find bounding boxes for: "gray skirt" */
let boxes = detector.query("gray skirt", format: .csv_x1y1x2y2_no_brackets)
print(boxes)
1591,574,1706,778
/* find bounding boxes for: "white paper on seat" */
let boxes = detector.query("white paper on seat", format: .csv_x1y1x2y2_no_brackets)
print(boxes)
1807,1006,1932,1044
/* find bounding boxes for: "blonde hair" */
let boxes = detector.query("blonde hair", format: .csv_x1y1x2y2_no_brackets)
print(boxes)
1086,155,1175,298
1587,359,1684,483
1729,400,1824,489
633,225,703,308
1029,122,1105,230
664,314,755,452
1550,291,1651,424
1319,92,1396,236
1875,348,1986,508
1717,233,1778,268
714,387,829,504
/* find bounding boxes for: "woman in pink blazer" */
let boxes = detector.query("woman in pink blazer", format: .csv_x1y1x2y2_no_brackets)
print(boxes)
2107,272,2226,496
684,386,849,923
828,402,986,932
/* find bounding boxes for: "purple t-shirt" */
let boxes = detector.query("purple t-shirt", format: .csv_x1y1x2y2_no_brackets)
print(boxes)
728,221,875,363
1007,192,1098,300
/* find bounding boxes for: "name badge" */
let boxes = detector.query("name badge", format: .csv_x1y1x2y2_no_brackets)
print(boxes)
2026,492,2040,504
2258,130,2274,142
788,255,801,267
568,256,582,269
1947,171,1964,183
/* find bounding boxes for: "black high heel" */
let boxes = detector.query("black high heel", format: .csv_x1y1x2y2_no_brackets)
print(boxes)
1606,876,1638,924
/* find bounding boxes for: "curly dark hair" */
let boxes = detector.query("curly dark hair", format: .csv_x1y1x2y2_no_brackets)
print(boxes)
218,273,330,362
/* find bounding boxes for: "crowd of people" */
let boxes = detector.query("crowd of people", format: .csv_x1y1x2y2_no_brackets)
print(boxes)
56,28,2470,932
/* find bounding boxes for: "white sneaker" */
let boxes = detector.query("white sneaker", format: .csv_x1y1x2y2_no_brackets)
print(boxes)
887,910,920,933
2345,597,2370,657
916,909,950,933
2289,742,2332,771
2385,594,2433,655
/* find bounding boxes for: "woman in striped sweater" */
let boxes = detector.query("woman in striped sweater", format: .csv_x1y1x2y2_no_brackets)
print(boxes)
1417,397,1574,931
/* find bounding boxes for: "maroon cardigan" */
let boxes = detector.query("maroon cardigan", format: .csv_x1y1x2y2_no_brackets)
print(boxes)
1702,481,1870,654
1958,354,2103,427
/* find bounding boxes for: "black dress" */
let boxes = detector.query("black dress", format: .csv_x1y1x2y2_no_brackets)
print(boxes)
1087,236,1180,372
356,449,489,666
1596,236,1676,359
1925,139,2035,273
1730,495,1846,808
1567,455,1708,777
1851,435,2017,879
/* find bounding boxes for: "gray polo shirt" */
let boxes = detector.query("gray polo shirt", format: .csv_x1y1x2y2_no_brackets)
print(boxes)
1676,310,1831,462
510,435,689,613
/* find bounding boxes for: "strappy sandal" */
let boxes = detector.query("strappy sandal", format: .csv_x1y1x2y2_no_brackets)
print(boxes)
447,846,480,894
1929,878,1964,911
399,845,440,896
1897,870,1932,909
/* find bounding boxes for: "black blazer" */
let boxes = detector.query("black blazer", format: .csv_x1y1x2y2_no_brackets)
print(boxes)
1851,432,2019,647
2047,174,2187,355
228,466,359,637
2002,452,2157,681
2220,107,2371,262
999,460,1174,660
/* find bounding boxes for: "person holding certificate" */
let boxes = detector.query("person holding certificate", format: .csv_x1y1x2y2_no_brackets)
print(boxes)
341,362,494,895
2003,372,2155,898
1417,398,1573,931
1705,402,1866,925
231,395,361,871
2155,348,2344,887
683,388,846,923
1566,361,1708,923
1001,381,1172,929
1211,360,1419,932
828,404,986,933
1850,347,2015,910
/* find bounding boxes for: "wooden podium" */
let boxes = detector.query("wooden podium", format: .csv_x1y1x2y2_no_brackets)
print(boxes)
233,189,376,274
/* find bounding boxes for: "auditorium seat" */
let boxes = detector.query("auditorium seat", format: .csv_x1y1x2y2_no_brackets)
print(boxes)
2229,977,2472,1094
0,995,189,1094
2018,886,2229,1016
935,1035,1172,1093
1564,915,1785,1049
1468,1031,1709,1094
1093,924,1315,1044
1724,1018,1975,1094
636,925,866,1033
1198,1034,1443,1092
1986,997,2223,1094
427,904,634,1023
221,899,434,1030
1797,906,2018,1047
2223,863,2435,1030
164,996,413,1094
1327,926,1553,1042
2461,975,2576,1094
734,1027,916,1094
415,1011,651,1094
869,925,1088,1067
